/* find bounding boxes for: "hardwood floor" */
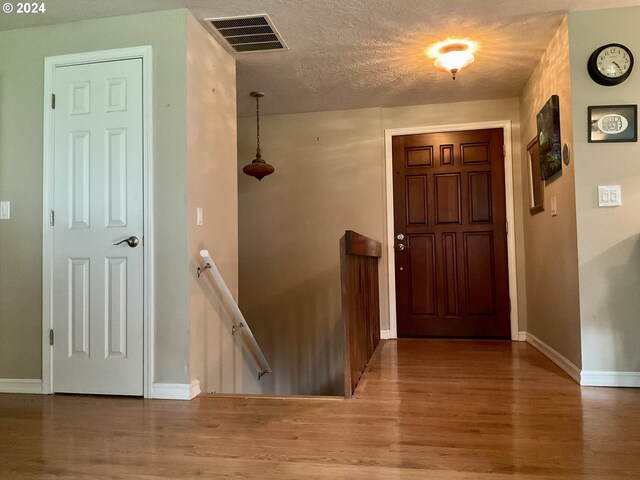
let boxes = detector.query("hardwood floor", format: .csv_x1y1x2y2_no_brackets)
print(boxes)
1,340,639,479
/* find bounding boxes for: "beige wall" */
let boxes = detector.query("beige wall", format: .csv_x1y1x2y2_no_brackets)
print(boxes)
518,17,582,367
238,98,523,395
238,108,383,395
569,7,640,373
185,13,258,393
0,10,190,383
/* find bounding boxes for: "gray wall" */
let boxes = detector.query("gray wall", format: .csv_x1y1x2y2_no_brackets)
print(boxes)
0,10,190,383
238,99,523,395
518,17,582,367
569,7,640,373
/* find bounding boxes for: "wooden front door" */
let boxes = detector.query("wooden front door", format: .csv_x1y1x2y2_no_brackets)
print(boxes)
392,128,510,338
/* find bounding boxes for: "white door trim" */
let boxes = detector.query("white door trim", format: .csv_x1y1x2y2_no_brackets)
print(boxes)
384,120,519,341
42,46,154,397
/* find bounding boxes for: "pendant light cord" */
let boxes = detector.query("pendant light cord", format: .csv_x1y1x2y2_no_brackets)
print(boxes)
255,95,261,159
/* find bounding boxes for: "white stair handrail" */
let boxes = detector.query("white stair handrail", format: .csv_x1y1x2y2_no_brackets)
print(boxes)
198,249,271,380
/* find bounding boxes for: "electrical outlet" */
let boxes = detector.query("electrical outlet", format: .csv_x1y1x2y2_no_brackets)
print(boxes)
196,207,204,226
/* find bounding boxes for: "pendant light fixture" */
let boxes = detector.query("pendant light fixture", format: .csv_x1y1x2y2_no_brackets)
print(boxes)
243,91,275,181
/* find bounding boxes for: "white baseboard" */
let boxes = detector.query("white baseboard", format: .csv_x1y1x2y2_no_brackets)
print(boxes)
581,371,640,387
517,331,527,341
0,378,43,394
151,380,200,400
380,329,392,340
525,332,581,384
190,379,201,398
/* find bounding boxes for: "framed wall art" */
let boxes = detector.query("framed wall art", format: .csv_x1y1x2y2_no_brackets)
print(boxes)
536,95,562,180
527,136,544,214
588,104,637,143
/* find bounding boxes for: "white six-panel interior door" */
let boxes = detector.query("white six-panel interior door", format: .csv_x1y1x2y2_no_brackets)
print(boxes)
49,57,144,395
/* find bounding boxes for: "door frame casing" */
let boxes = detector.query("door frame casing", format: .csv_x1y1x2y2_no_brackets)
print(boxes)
384,121,520,341
42,46,154,396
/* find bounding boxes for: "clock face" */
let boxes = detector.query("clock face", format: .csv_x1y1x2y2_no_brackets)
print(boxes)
588,43,634,86
597,45,632,78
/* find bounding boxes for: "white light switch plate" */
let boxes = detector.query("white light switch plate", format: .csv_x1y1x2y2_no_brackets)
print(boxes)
0,201,10,220
598,185,622,207
551,196,557,216
196,207,203,226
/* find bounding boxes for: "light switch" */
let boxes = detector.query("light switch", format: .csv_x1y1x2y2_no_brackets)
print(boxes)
598,185,622,207
0,201,10,220
196,207,203,226
551,196,557,216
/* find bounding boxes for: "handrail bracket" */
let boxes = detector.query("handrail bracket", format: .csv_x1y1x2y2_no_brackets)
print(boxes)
232,323,245,336
197,262,212,278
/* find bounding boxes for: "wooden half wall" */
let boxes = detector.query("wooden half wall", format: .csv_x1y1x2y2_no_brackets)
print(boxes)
340,230,382,398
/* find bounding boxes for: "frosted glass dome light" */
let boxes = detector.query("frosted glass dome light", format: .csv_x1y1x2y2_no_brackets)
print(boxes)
431,40,476,79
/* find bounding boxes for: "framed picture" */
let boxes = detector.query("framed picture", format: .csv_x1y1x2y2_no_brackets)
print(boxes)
588,105,637,143
536,95,562,180
527,136,544,214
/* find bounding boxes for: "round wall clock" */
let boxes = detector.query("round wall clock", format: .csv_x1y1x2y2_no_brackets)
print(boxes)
587,43,634,86
562,143,570,166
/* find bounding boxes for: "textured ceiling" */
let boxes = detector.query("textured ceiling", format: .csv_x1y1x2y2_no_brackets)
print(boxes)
1,0,638,116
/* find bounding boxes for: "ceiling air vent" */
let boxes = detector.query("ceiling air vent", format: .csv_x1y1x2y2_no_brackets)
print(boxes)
205,14,288,53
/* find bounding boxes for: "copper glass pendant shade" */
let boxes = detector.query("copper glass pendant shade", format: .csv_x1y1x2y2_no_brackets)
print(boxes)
243,91,275,181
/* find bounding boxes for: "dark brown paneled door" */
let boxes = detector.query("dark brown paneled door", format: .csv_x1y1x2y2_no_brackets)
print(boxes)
392,128,510,338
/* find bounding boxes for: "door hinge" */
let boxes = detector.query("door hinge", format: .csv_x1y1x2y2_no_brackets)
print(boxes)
505,221,508,234
503,144,506,157
49,329,54,346
50,210,55,226
51,93,56,109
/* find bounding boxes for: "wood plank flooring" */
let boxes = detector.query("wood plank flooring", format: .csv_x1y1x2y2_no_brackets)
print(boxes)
1,339,639,479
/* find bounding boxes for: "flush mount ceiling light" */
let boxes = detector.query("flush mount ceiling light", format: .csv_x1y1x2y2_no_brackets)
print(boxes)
243,91,275,181
430,40,477,79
